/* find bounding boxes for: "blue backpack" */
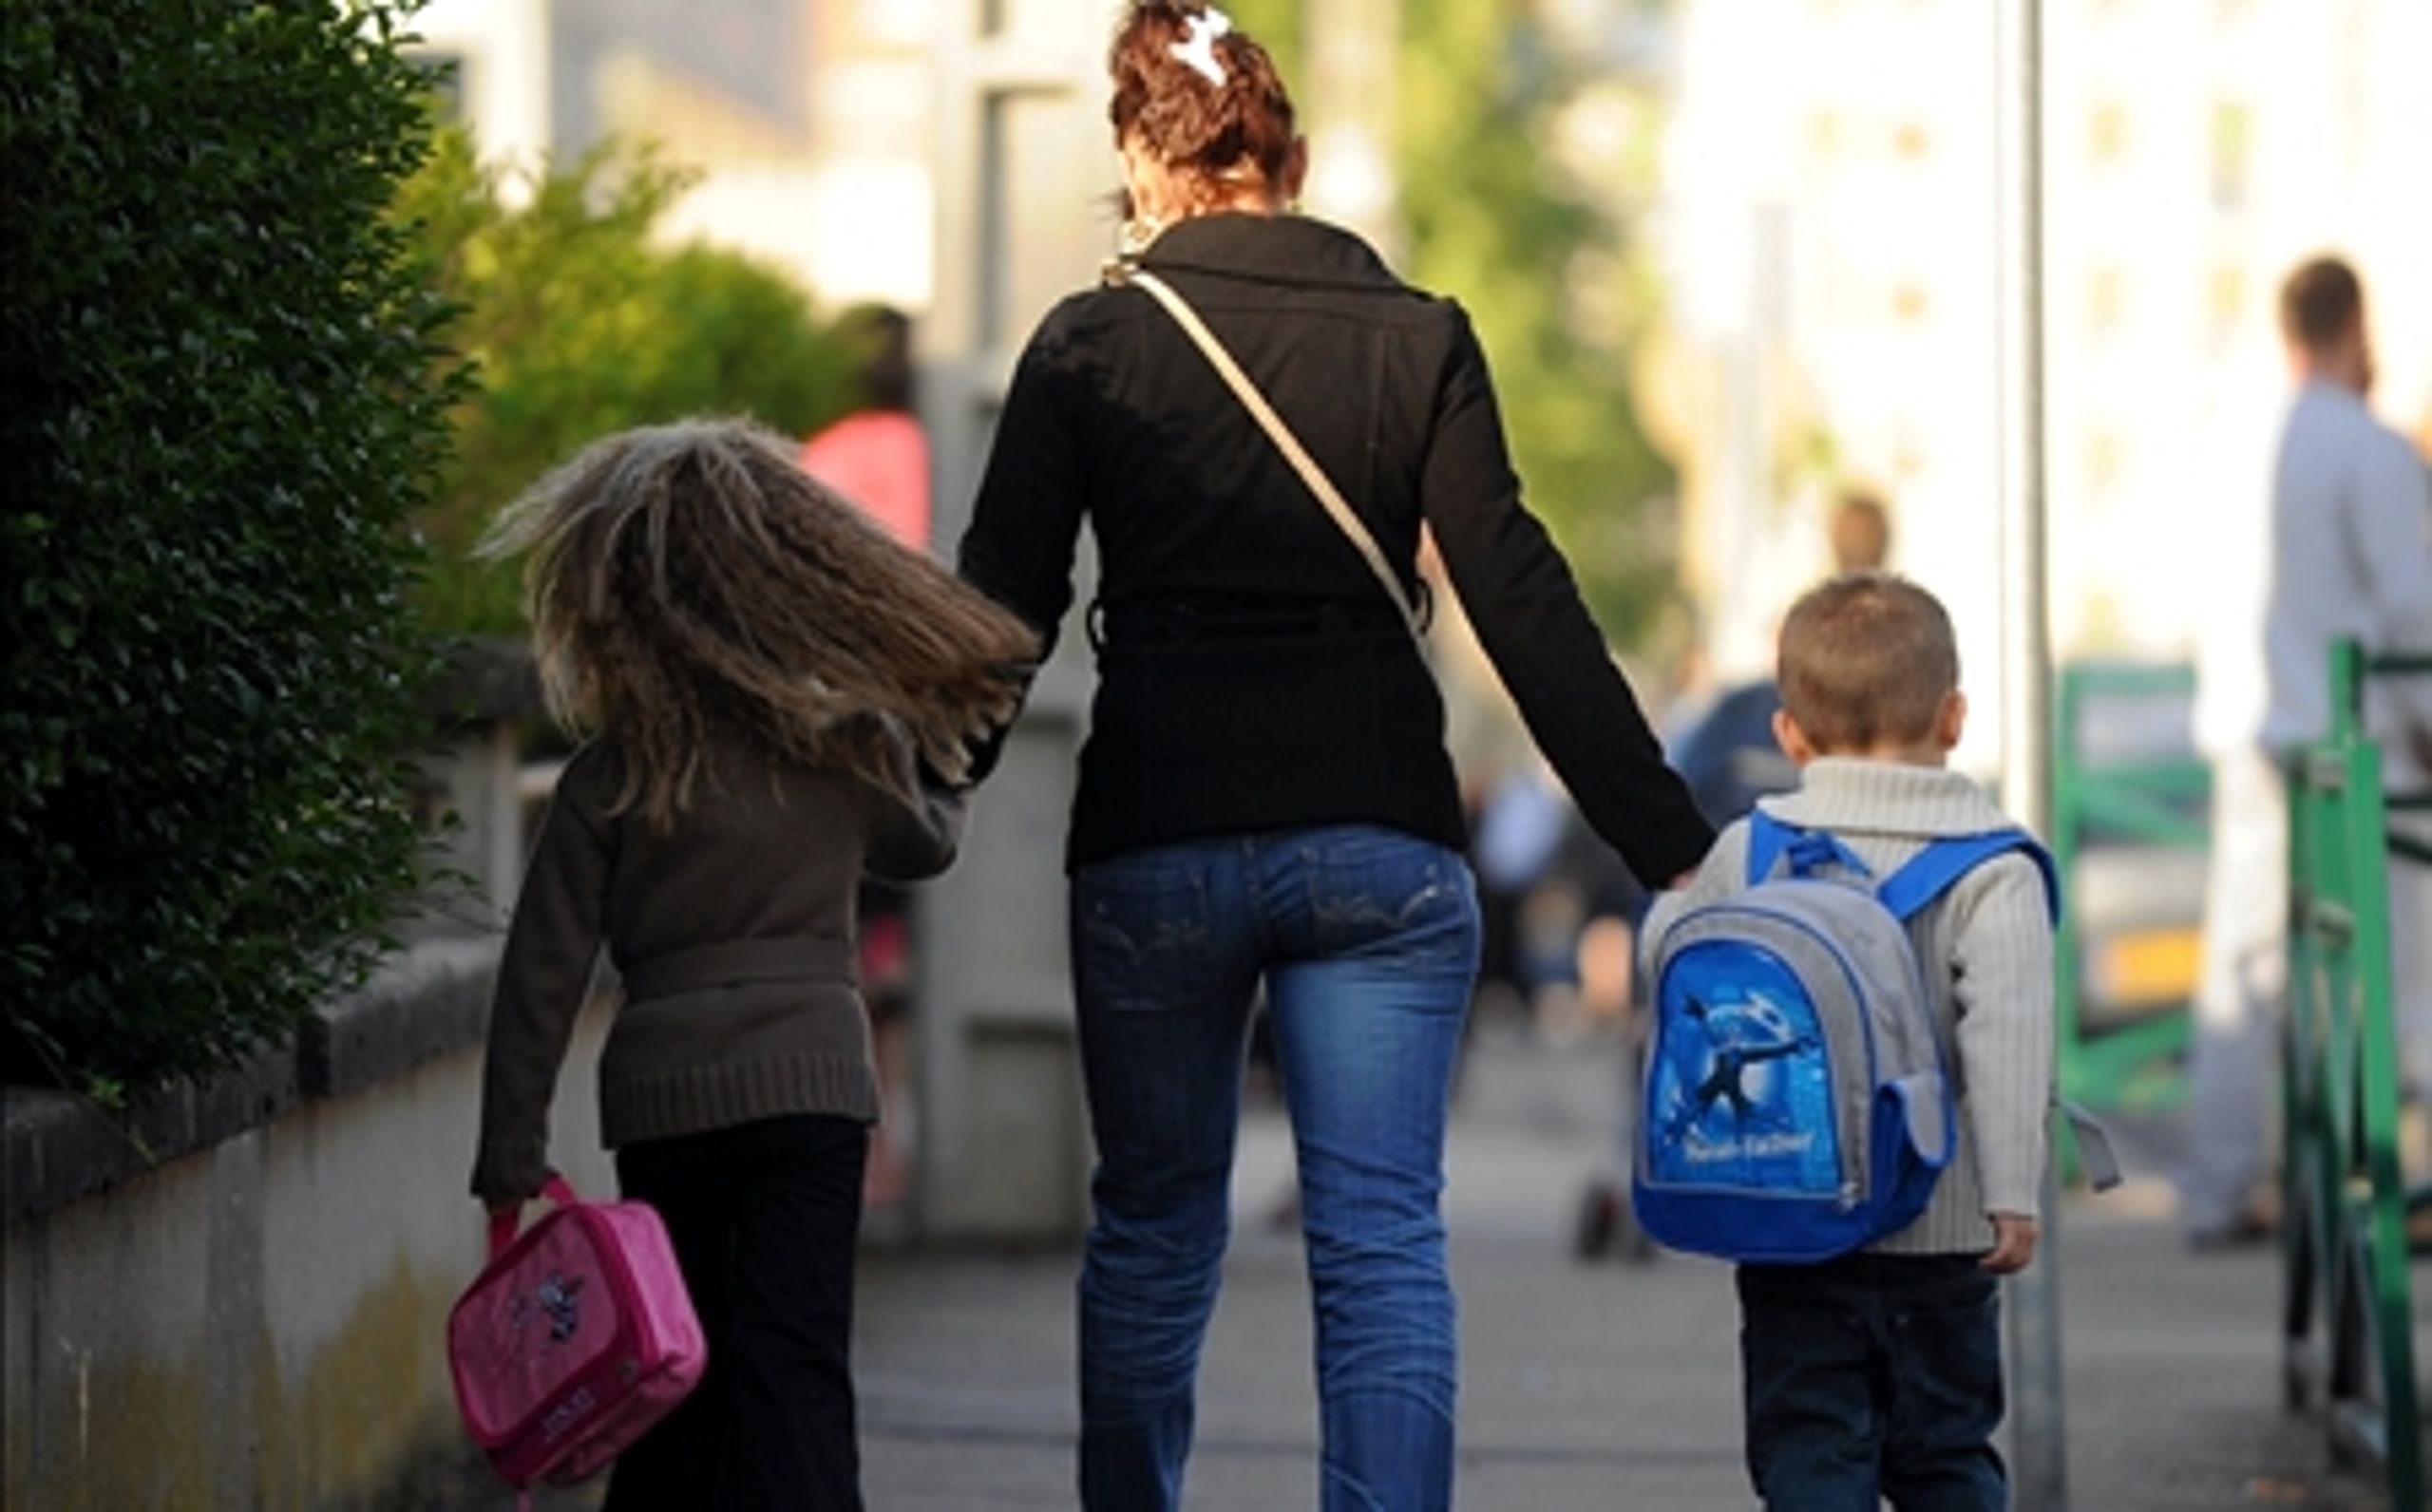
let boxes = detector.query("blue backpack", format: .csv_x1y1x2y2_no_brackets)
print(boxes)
1632,811,2060,1264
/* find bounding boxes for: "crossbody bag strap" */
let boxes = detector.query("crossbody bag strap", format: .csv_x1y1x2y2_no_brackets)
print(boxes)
1115,263,1426,644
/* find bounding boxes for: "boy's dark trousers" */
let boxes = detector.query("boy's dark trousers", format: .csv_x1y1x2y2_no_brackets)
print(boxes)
603,1113,869,1512
1736,1251,2006,1511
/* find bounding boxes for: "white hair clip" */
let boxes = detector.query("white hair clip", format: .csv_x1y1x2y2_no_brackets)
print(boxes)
1169,7,1232,87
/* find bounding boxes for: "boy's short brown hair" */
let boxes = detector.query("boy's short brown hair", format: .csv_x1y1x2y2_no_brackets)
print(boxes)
1776,573,1958,753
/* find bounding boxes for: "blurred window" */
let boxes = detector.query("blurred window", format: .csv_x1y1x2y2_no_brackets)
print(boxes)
2086,264,2127,340
1893,121,1931,161
2210,101,2252,210
858,0,932,46
2207,264,2246,331
2087,102,2129,165
1890,414,1927,481
2086,426,2127,493
1892,280,1930,324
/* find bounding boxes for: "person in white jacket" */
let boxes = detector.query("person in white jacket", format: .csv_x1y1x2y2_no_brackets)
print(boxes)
2182,255,2432,1247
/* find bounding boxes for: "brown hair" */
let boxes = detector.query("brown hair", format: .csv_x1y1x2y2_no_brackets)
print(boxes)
1776,573,1957,754
482,419,1038,827
1109,4,1297,199
841,303,914,413
2279,255,2363,350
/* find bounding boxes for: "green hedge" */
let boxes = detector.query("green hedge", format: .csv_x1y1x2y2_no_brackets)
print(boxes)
400,126,863,634
0,1,454,1095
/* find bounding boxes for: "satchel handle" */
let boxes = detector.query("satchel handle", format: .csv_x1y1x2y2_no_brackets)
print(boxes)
1110,261,1427,645
486,1173,581,1260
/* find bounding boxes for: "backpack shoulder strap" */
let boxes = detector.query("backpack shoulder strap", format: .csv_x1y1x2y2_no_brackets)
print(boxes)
1875,829,2060,925
1744,809,1795,887
1745,809,1874,887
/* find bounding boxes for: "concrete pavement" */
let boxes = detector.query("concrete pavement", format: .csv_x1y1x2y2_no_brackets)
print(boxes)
488,1030,2415,1509
854,1033,2408,1510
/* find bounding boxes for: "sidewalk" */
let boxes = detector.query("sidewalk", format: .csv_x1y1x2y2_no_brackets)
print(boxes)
854,1033,2408,1510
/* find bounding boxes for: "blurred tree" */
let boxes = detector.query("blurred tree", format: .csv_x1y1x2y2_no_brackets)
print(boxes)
1226,0,1302,87
1234,0,1680,644
396,124,862,633
2,0,452,1094
1396,0,1677,644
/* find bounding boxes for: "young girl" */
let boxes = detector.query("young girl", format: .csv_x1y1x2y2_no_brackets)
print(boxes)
468,419,1036,1510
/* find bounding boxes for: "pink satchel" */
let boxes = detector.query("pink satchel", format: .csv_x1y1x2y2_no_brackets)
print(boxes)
447,1175,707,1497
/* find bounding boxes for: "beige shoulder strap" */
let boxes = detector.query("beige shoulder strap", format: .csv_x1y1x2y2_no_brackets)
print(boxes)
1115,264,1424,644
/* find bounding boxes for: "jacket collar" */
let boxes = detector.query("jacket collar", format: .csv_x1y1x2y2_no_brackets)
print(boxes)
1757,757,2017,840
1136,213,1404,294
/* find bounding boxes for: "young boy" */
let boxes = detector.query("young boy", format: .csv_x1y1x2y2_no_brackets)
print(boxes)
1644,572,2054,1509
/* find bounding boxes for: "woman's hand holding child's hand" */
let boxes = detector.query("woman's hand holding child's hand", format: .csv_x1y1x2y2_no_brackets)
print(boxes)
1981,1213,2038,1274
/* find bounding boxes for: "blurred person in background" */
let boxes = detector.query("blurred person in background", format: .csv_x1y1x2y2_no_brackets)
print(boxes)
801,305,928,551
801,304,932,1216
954,5,1710,1506
2182,255,2432,1249
1670,490,1892,828
1471,754,1572,1025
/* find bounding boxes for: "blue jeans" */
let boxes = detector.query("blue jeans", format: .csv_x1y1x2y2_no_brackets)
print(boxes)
1070,824,1482,1512
1736,1254,2007,1510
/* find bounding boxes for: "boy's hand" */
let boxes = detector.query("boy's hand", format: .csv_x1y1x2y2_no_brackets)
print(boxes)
1982,1213,2039,1274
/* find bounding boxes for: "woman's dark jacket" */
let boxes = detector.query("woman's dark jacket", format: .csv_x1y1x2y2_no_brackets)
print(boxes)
958,213,1711,883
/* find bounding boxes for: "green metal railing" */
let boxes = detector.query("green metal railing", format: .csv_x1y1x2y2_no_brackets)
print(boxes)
2281,641,2428,1510
2052,663,2208,1116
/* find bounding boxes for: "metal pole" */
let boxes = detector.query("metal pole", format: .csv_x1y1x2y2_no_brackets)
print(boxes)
1997,0,2066,1506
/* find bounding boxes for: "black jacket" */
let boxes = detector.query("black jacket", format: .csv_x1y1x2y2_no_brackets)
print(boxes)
959,213,1710,881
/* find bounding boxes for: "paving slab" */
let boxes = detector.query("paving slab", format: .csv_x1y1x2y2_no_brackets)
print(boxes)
474,1034,2420,1509
858,1035,2414,1510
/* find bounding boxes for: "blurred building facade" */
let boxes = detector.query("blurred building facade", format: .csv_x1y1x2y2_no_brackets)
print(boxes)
1655,0,2432,768
412,0,937,308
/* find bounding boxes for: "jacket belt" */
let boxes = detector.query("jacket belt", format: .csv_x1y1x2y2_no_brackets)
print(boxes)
1092,597,1407,650
620,938,857,1002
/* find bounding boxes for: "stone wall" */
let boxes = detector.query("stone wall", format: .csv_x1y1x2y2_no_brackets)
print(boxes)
2,939,618,1510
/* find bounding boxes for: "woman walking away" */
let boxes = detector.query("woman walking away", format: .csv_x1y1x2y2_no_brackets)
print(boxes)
956,7,1714,1508
470,420,1036,1511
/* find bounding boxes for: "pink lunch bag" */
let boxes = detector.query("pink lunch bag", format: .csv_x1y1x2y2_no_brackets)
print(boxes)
447,1175,707,1496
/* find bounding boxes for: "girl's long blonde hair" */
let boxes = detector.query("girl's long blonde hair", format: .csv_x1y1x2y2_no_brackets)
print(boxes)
482,418,1038,826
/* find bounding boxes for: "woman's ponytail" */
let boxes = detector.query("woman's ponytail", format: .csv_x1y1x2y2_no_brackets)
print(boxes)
1108,4,1296,191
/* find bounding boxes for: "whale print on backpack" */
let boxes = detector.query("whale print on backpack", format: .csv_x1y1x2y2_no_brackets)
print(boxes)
1633,812,2057,1264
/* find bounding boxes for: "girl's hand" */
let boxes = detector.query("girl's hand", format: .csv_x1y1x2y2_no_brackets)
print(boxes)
1982,1213,2039,1274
